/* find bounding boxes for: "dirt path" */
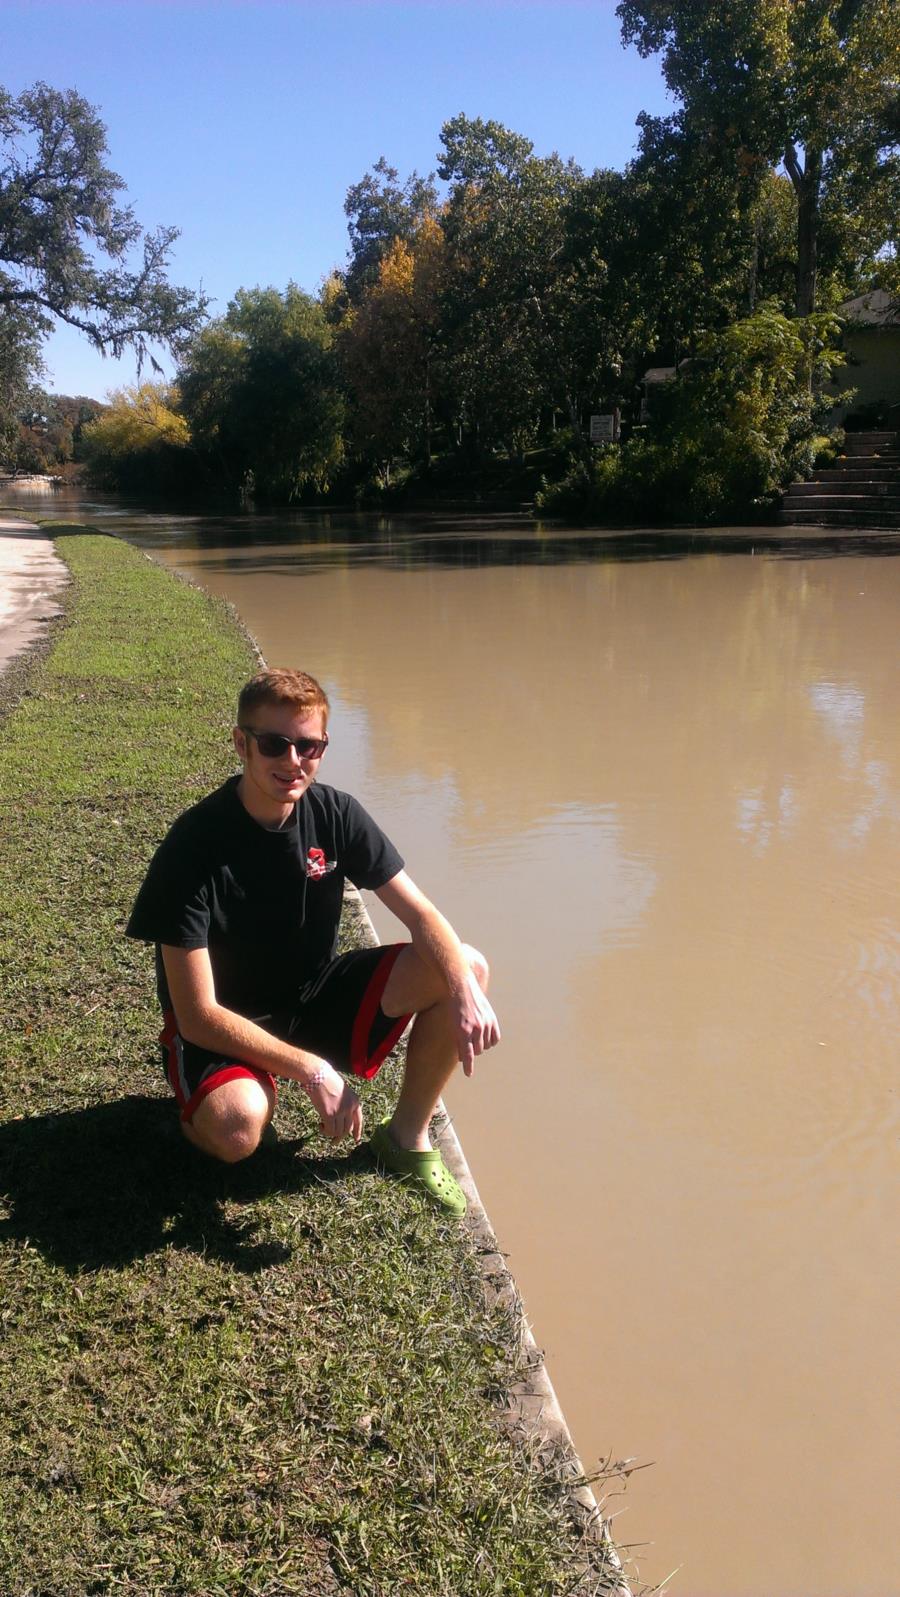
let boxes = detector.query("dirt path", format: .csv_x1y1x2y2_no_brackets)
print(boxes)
0,517,69,674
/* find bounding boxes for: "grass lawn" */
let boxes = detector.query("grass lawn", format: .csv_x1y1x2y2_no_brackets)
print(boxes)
0,527,628,1596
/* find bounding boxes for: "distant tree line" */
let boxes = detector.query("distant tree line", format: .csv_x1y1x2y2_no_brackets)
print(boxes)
8,393,103,476
3,1,898,520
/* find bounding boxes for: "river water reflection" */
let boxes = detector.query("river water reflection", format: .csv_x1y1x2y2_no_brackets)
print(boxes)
11,490,899,1596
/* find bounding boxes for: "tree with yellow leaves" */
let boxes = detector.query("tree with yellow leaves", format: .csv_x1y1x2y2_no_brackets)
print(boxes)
81,382,190,490
338,217,446,483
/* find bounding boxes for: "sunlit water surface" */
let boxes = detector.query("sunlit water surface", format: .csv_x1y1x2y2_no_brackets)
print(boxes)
10,487,899,1597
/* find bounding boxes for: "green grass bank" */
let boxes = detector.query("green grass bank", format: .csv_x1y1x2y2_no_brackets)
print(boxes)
0,528,628,1596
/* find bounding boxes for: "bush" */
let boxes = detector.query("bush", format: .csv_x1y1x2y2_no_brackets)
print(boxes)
81,382,195,494
810,431,844,469
535,446,625,518
537,304,847,523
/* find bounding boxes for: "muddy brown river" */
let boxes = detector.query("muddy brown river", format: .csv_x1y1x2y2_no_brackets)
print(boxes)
7,493,898,1596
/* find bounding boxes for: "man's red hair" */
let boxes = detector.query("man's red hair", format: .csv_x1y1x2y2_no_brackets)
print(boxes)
237,668,329,726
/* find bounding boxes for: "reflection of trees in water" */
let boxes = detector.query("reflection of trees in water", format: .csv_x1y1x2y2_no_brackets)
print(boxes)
304,553,899,845
552,559,899,1168
12,486,900,563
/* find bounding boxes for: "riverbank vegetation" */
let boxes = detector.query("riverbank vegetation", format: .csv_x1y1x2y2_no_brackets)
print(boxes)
3,5,898,520
0,527,630,1596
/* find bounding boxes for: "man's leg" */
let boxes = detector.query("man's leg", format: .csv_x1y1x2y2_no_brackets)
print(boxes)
182,1073,276,1163
379,943,489,1151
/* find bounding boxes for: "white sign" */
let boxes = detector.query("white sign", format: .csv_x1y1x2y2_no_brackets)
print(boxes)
590,412,619,443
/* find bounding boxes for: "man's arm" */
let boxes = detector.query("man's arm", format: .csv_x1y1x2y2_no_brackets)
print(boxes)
374,870,500,1075
161,944,363,1141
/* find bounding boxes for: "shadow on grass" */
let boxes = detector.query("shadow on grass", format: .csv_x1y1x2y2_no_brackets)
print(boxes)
0,1094,370,1275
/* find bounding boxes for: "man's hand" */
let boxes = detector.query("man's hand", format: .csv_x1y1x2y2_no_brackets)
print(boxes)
307,1063,364,1143
455,966,501,1078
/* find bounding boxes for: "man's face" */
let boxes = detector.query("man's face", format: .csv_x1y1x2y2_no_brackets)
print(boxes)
233,702,327,819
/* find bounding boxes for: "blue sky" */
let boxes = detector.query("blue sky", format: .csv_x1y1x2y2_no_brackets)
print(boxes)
5,0,671,398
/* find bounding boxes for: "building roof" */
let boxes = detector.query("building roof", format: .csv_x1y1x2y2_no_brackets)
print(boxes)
837,288,899,327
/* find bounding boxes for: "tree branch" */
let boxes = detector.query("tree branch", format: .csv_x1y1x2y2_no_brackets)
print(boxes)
783,142,804,190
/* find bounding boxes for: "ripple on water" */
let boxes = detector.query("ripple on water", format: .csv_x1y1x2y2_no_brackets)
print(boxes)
462,803,659,956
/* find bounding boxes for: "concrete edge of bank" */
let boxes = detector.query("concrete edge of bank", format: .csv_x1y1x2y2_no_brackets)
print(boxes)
345,883,634,1596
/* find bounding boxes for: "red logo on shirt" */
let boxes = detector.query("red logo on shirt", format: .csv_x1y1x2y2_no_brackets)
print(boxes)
306,847,336,880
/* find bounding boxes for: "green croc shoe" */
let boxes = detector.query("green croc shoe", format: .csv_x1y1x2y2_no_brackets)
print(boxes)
369,1120,467,1219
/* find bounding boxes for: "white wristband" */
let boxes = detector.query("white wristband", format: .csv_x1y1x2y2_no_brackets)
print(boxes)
303,1067,327,1097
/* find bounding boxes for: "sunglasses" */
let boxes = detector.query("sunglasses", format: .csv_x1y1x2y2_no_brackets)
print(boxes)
241,726,329,760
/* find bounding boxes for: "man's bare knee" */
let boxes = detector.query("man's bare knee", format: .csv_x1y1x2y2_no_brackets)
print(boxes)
214,1122,262,1163
462,944,490,991
185,1077,274,1163
382,942,491,1019
183,1113,263,1163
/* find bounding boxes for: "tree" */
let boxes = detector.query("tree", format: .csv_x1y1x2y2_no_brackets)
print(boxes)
14,389,103,474
437,115,583,459
338,220,446,482
616,0,900,313
0,298,43,465
81,382,189,489
587,111,763,370
537,304,846,521
550,170,633,442
343,157,439,303
649,303,846,514
178,285,344,500
747,169,799,312
0,80,207,459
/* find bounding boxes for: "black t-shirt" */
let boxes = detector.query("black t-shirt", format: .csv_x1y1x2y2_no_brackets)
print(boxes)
126,776,403,1017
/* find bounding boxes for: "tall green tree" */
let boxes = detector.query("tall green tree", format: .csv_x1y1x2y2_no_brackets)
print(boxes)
343,157,439,303
178,285,344,500
0,299,43,465
616,0,900,313
0,81,206,464
600,111,762,363
437,115,583,459
0,82,207,362
338,220,446,481
551,170,634,432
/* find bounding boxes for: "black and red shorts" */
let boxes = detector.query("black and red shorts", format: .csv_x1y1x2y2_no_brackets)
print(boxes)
160,944,412,1123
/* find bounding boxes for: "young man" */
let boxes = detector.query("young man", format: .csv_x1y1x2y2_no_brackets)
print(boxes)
126,667,499,1217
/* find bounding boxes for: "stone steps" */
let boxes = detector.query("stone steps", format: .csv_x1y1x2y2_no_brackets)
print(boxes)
786,481,900,499
812,466,900,481
782,497,900,513
833,454,900,465
842,430,897,447
777,506,900,528
780,430,900,528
